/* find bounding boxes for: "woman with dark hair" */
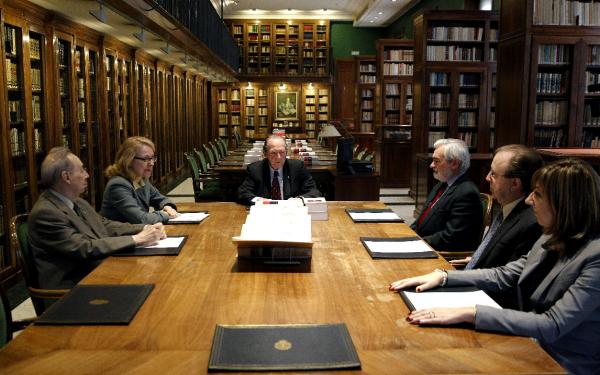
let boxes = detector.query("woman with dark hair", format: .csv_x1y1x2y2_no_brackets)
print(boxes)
101,136,178,224
390,158,600,375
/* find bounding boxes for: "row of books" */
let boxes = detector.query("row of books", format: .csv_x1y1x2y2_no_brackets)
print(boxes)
383,49,414,61
359,123,373,132
361,99,374,110
588,46,600,65
385,97,401,109
31,68,43,91
4,25,18,55
10,128,26,156
458,131,478,147
430,93,450,107
383,62,413,76
429,110,449,126
586,71,600,92
582,131,600,147
384,113,401,124
32,96,43,122
459,73,481,87
427,46,483,62
533,0,600,26
361,111,374,121
428,131,447,147
427,26,485,42
535,100,569,125
30,38,41,60
8,100,23,123
458,112,478,127
534,128,566,147
538,44,571,64
430,72,449,86
537,72,567,94
458,93,480,108
5,59,19,88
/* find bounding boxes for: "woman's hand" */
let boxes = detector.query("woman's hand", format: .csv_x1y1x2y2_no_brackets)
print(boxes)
407,307,476,325
389,270,445,292
163,206,179,218
449,257,471,266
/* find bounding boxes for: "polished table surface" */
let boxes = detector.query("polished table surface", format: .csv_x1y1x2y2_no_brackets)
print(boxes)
0,202,562,374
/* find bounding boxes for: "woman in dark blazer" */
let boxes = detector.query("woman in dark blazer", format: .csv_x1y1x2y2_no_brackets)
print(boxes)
101,136,178,224
390,158,600,375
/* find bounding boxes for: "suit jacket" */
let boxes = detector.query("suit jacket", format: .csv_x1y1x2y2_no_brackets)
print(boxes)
101,175,176,224
237,159,321,205
29,190,145,289
473,199,542,269
410,174,483,252
448,235,600,375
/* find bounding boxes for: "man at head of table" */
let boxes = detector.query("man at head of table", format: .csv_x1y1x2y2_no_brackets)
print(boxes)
28,147,166,290
410,138,483,252
237,135,321,205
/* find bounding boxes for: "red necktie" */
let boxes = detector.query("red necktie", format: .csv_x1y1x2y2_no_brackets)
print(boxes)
417,183,447,227
271,171,281,200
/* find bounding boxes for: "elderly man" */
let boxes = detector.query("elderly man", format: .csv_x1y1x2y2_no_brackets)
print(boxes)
29,147,165,289
451,144,544,270
238,135,321,205
411,138,482,252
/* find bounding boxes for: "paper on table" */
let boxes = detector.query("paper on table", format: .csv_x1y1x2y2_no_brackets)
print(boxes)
137,236,185,249
350,212,401,221
403,289,502,310
168,212,209,223
364,239,431,253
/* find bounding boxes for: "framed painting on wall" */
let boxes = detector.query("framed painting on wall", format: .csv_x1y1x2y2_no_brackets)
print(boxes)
275,92,298,120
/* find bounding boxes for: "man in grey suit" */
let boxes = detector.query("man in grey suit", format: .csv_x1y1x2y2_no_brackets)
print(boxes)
29,147,165,289
451,144,544,270
410,139,483,252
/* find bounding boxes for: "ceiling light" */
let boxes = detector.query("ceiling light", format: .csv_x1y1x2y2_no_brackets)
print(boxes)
89,1,107,24
369,20,374,23
279,82,286,90
378,12,383,15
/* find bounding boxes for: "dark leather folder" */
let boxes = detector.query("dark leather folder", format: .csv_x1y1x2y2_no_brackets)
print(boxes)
35,284,154,325
113,235,188,256
208,323,361,371
360,236,438,259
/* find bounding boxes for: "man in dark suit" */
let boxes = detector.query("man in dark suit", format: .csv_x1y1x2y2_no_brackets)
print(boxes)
410,139,482,252
238,135,321,205
29,147,166,289
450,144,544,270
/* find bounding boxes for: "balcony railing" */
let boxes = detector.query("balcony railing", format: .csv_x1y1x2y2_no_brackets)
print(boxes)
152,0,239,72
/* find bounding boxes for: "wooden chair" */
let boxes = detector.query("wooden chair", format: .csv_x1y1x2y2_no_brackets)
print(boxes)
193,148,219,177
184,153,222,201
202,144,218,167
437,193,494,266
10,214,68,316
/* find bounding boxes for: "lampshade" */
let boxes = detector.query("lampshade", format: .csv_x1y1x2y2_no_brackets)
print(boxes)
319,124,341,138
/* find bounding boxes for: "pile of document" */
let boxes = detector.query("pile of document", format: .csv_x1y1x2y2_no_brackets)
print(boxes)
243,141,264,164
232,202,313,260
303,197,328,221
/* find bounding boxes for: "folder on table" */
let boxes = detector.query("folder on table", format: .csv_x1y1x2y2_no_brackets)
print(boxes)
35,284,154,325
114,236,187,256
166,211,209,224
208,323,361,371
360,237,437,259
399,286,502,311
345,208,404,223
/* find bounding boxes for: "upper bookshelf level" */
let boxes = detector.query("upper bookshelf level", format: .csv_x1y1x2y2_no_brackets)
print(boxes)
412,10,498,154
226,19,329,78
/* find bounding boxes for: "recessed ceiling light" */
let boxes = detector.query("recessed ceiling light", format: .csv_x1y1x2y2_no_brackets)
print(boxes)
369,20,374,23
378,12,383,15
374,16,378,19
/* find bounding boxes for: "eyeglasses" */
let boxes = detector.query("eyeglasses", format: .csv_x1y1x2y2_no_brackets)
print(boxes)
488,169,509,179
134,156,158,163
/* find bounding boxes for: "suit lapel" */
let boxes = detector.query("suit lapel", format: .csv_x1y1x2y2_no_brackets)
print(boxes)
44,191,98,238
262,160,272,198
282,161,291,198
134,182,150,211
419,181,454,228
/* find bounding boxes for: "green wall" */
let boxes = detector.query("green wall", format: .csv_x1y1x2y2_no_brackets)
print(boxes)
330,22,386,59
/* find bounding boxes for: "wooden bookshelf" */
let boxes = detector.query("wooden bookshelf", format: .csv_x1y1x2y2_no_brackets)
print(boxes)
375,39,414,187
497,0,600,148
412,10,498,154
356,56,377,134
227,20,329,78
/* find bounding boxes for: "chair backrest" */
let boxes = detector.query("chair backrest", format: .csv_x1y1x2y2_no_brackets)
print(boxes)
203,144,216,166
0,287,11,347
210,141,223,160
356,149,367,160
479,193,494,241
213,140,225,159
364,152,374,161
10,214,38,290
194,148,210,174
353,144,360,157
219,137,229,153
233,131,242,146
185,152,201,180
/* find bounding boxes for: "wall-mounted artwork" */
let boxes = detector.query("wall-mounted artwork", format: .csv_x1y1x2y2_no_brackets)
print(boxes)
275,91,298,120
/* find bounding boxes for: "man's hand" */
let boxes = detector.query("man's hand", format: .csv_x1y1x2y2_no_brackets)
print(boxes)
449,257,471,266
133,224,165,246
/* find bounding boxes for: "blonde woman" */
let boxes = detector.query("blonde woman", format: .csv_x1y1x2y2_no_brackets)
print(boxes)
101,136,178,224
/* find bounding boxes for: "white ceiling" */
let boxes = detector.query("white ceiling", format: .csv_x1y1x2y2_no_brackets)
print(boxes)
212,0,421,27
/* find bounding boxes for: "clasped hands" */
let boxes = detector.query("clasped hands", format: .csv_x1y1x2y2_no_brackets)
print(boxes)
389,271,476,326
133,223,166,246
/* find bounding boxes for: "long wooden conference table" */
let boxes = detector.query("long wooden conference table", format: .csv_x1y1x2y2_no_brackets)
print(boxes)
0,202,563,374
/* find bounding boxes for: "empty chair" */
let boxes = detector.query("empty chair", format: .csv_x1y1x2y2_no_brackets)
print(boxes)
185,152,222,201
202,144,218,167
356,148,367,160
193,148,219,177
10,214,68,316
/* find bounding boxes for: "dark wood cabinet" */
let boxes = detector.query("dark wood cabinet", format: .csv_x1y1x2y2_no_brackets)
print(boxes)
496,0,600,149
